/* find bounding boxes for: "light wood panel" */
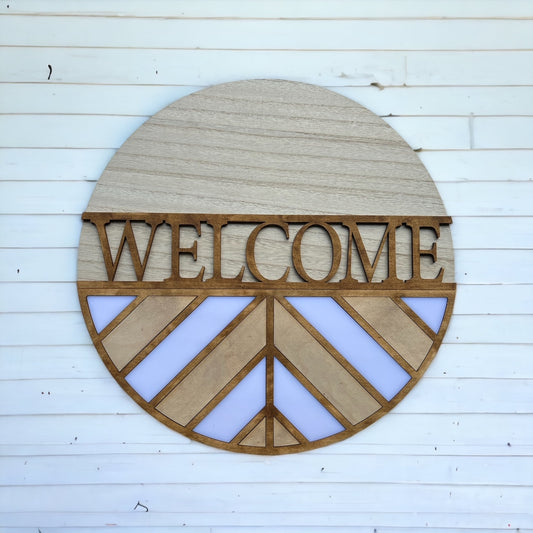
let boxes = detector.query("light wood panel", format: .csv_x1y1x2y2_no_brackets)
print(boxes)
84,81,447,214
75,81,457,454
77,80,455,286
239,418,266,447
4,148,533,182
343,296,434,370
274,299,381,424
99,296,194,370
156,301,266,425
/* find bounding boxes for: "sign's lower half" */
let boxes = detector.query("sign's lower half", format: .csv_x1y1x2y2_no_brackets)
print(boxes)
77,81,455,454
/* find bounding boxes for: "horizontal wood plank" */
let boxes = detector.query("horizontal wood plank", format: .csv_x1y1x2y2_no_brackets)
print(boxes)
2,452,532,486
3,48,533,86
0,377,530,415
0,512,530,530
406,51,533,86
0,483,530,514
474,117,533,149
0,48,407,86
0,148,115,180
0,115,147,148
4,0,533,18
419,150,533,181
2,17,532,50
385,117,469,149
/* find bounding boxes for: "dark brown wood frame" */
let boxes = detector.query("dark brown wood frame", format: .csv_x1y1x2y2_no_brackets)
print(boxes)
78,212,455,455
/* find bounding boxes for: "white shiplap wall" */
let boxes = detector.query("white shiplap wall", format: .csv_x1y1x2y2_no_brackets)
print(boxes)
1,1,532,531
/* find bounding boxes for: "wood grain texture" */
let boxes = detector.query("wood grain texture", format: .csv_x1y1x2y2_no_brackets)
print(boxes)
343,296,434,370
1,1,531,530
156,300,266,425
84,80,448,214
99,295,194,370
77,79,455,284
239,418,266,447
274,299,381,424
72,79,457,455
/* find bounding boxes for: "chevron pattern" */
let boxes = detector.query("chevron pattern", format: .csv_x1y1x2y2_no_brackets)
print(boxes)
81,290,451,453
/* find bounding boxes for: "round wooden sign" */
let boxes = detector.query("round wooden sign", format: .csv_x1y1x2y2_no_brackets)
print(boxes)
78,80,455,454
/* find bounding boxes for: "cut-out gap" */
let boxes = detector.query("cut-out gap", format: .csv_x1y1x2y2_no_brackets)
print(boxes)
194,358,266,443
274,358,344,442
401,297,448,334
286,297,410,401
126,296,254,401
87,295,136,333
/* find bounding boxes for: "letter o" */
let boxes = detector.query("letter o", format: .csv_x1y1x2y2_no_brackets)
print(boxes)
292,223,342,283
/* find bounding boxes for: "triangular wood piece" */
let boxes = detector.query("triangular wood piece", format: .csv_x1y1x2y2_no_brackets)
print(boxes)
274,417,299,446
239,418,266,447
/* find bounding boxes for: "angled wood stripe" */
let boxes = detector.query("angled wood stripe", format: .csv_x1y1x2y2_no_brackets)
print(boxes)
156,300,266,425
344,296,434,370
100,295,194,371
274,299,381,425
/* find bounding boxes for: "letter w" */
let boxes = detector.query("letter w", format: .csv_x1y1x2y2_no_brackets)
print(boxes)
92,219,160,281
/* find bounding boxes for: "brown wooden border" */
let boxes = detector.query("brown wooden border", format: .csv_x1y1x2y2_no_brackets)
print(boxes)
78,283,455,455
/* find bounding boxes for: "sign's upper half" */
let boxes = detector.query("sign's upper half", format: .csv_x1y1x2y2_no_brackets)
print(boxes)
77,80,455,455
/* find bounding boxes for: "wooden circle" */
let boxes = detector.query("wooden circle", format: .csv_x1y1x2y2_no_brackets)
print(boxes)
78,80,455,454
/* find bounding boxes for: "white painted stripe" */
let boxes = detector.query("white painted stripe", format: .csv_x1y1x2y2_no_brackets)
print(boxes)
125,296,254,401
401,297,447,333
194,358,266,442
87,295,136,333
274,358,344,441
286,297,411,400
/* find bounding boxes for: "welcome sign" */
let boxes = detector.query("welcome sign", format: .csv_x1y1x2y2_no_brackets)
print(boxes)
77,80,455,454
